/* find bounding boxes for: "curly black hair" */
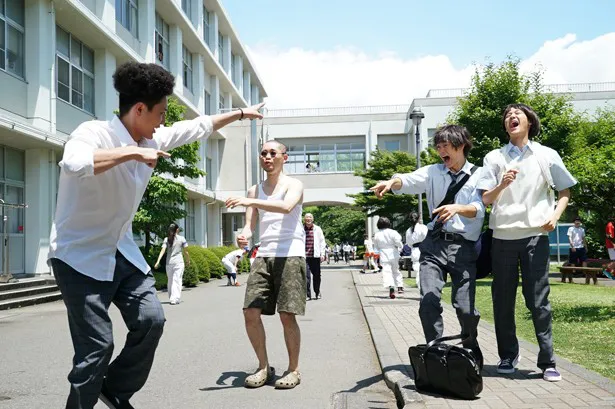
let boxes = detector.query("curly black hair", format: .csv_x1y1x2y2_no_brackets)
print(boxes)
113,62,175,117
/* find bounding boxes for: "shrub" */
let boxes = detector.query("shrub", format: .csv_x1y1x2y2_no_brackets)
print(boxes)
153,271,167,290
203,248,226,279
182,262,199,287
238,257,250,273
185,246,210,282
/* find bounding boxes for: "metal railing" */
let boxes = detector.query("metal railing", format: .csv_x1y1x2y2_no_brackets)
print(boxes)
425,82,615,99
266,104,411,118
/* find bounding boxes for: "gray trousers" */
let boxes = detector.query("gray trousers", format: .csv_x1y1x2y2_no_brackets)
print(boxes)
418,235,480,348
51,252,166,409
492,235,555,370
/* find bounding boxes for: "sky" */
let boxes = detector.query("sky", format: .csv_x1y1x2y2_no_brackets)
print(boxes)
222,0,615,109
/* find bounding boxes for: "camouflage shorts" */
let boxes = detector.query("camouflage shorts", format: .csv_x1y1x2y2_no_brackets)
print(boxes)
243,257,307,316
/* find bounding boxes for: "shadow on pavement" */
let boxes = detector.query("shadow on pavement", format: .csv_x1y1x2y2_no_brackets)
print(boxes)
338,373,386,393
199,371,250,391
480,365,541,379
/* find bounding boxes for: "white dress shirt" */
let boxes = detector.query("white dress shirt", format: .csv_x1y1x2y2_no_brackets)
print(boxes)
392,160,485,241
48,115,213,281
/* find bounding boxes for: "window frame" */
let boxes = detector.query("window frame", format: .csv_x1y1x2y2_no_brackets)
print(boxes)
0,0,25,78
202,7,210,47
55,25,95,114
154,13,170,70
185,199,196,242
283,143,366,175
182,45,193,92
115,0,138,38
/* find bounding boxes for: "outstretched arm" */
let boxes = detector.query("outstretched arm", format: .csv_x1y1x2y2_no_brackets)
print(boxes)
226,179,304,214
236,186,259,247
211,102,265,131
154,246,166,269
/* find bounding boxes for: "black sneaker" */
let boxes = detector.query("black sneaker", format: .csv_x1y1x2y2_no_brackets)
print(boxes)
497,354,520,374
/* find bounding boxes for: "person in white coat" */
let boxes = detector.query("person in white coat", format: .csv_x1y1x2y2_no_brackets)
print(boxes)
222,247,249,286
373,217,404,299
303,213,327,300
155,223,190,305
405,212,428,291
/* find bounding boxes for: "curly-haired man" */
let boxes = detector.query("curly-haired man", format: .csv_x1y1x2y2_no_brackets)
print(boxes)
48,62,264,409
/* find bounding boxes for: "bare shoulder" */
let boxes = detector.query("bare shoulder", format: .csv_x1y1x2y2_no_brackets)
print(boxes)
285,176,304,190
247,184,258,198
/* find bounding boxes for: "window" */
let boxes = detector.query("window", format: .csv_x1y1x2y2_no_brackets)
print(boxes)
383,140,401,151
202,7,210,47
230,54,236,84
427,128,437,147
205,157,213,189
204,90,212,115
181,0,192,21
154,13,169,70
218,94,225,112
0,145,25,274
284,142,365,174
56,26,95,114
182,45,193,92
185,199,195,241
217,31,224,66
0,0,25,77
115,0,138,38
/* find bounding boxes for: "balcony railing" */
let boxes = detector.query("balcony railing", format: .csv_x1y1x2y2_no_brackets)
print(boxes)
266,104,410,118
425,82,615,99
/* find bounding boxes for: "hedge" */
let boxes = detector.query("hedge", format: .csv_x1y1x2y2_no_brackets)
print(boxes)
141,245,250,290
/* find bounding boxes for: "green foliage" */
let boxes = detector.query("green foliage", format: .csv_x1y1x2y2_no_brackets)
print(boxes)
449,58,580,165
350,148,439,232
132,97,205,251
303,206,366,245
185,246,210,282
182,262,199,287
153,271,167,291
203,248,226,279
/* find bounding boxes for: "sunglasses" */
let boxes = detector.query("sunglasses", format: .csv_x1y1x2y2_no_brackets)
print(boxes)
260,150,286,158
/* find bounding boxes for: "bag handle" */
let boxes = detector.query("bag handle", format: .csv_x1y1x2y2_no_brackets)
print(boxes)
425,334,464,349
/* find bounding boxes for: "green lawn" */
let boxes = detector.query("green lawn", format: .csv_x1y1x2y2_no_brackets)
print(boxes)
404,277,615,380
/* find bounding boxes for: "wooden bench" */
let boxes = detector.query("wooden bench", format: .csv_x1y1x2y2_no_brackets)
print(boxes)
559,266,603,285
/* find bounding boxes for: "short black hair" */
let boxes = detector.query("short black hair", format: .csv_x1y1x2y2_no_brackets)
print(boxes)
113,62,175,117
574,217,582,222
377,217,391,229
502,103,541,139
433,124,473,157
409,211,420,227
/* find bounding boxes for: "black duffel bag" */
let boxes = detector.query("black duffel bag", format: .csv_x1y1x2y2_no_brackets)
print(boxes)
408,334,483,400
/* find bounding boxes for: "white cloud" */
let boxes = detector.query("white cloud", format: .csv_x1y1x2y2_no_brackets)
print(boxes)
246,33,615,109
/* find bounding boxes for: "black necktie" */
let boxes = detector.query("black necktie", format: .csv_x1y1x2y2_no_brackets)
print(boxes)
431,172,461,237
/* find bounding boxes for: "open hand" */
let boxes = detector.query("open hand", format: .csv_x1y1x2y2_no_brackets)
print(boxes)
432,204,461,224
154,263,160,270
135,147,170,168
242,102,266,120
225,197,252,209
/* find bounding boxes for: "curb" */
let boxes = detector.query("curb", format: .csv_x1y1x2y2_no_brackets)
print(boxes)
351,271,424,408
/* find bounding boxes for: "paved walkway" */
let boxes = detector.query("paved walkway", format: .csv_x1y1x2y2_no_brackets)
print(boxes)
353,270,615,408
0,266,396,409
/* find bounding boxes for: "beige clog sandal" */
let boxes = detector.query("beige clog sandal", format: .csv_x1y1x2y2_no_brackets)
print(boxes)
274,370,301,389
244,366,275,388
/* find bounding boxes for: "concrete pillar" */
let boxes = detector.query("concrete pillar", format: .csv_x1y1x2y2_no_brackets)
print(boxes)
194,1,203,40
243,71,251,105
25,0,54,132
94,50,117,120
96,0,116,30
25,149,57,275
234,55,244,94
223,35,231,76
138,0,156,62
194,199,205,246
169,25,184,95
212,12,220,61
251,84,260,105
211,76,220,113
195,55,205,112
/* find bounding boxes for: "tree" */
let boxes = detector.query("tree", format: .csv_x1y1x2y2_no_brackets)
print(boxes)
351,148,440,232
303,206,366,245
566,107,615,257
133,97,205,253
449,58,581,165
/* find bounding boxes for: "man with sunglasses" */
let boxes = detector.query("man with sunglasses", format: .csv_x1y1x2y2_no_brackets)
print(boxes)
226,140,306,390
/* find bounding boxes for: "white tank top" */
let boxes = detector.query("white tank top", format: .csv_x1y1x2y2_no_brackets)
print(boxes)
256,184,305,257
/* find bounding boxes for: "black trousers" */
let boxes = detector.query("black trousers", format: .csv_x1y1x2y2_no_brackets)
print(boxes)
51,252,165,409
306,257,322,297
